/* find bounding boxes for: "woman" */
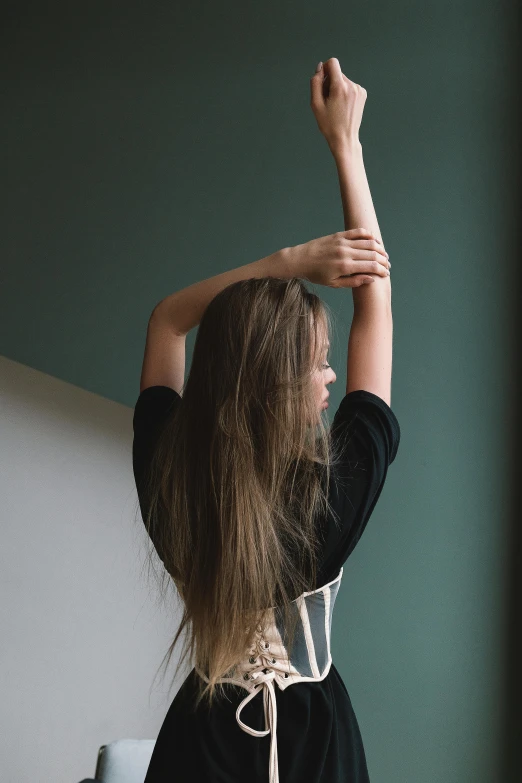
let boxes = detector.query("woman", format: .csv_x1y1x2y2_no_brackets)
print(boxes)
132,57,399,783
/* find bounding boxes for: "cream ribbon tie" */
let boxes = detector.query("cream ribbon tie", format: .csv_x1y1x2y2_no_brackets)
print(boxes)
195,569,343,783
236,667,279,783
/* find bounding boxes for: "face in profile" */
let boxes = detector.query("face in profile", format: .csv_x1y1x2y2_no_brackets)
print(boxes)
311,321,336,415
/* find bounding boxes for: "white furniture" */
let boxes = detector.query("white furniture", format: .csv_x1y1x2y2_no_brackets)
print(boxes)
77,739,156,783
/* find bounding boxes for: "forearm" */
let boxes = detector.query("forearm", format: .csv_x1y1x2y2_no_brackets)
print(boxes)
331,141,391,309
153,246,295,335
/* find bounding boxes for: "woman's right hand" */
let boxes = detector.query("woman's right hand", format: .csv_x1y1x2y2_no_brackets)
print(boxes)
289,227,390,288
310,57,367,150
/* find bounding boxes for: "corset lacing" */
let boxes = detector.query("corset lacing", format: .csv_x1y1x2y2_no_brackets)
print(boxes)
234,627,294,783
195,567,343,783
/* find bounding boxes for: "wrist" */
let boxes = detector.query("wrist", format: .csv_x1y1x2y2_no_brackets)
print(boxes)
329,137,363,162
253,246,299,280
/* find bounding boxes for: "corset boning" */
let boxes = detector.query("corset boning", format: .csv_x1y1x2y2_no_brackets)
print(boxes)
195,566,343,783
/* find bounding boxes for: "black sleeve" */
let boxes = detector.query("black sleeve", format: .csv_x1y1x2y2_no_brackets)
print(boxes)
132,385,182,557
317,389,401,583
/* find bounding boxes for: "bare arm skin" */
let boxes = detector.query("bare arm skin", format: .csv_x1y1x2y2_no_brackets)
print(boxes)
332,140,394,406
152,247,295,336
139,248,296,394
332,141,391,305
142,223,389,395
140,58,394,404
312,56,393,407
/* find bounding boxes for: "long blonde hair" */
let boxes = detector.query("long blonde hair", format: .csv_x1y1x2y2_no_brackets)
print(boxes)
138,276,346,712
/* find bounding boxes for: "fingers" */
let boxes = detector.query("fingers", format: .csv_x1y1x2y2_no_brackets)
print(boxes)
310,62,324,107
347,245,388,263
345,252,390,277
342,230,389,264
353,256,390,275
323,57,343,85
343,227,382,244
336,274,376,289
351,240,389,260
356,262,389,277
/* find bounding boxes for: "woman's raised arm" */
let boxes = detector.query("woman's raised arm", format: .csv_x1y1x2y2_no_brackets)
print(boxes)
311,58,394,407
152,247,294,336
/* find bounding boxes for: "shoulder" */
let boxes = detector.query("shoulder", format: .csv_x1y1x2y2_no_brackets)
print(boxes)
331,389,401,465
316,391,400,580
133,385,182,433
132,385,182,487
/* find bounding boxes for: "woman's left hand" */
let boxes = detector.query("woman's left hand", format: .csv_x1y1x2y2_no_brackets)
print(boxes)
287,227,390,288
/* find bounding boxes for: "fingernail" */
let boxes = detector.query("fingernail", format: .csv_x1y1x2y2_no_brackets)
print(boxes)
315,61,323,72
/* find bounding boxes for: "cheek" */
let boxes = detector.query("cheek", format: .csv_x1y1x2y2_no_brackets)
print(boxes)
312,372,323,396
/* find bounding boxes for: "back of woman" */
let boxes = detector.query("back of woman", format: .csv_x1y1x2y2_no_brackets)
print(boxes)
132,57,398,783
133,381,399,783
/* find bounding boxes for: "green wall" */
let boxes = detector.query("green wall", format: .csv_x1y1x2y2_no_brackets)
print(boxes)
2,1,519,780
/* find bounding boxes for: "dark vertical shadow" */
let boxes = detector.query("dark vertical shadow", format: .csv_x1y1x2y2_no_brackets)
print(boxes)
501,0,522,779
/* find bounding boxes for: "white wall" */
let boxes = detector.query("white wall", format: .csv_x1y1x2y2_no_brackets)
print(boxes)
0,356,188,783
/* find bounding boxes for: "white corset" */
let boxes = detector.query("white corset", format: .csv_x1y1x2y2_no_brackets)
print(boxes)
195,566,343,783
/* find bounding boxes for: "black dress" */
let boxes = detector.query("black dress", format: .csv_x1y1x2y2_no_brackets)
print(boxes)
132,386,400,783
